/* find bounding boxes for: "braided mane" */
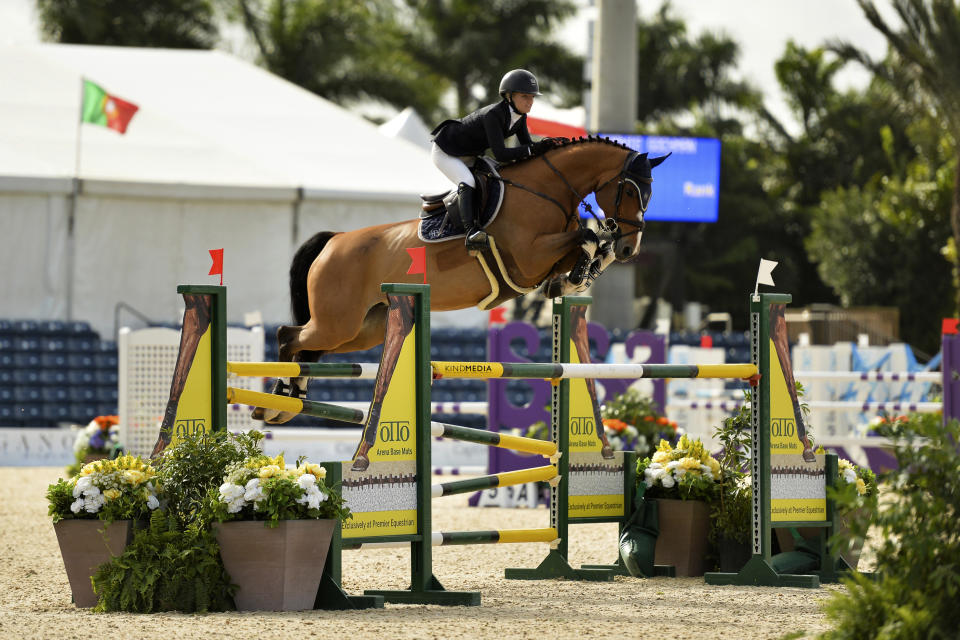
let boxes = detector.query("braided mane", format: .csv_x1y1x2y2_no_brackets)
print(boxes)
499,134,635,167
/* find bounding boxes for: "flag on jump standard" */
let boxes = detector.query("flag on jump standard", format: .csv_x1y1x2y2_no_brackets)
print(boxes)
81,79,139,134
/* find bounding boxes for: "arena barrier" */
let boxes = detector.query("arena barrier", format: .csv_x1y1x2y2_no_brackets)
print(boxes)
155,284,855,606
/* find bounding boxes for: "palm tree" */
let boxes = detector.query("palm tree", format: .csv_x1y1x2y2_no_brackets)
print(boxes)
831,0,960,311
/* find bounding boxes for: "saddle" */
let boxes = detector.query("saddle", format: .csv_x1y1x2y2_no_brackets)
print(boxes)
417,157,504,243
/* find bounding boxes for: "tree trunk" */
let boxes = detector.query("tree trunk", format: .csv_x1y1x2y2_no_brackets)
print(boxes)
953,156,960,315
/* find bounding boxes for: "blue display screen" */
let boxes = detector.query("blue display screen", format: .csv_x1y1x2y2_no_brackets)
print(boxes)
579,134,721,223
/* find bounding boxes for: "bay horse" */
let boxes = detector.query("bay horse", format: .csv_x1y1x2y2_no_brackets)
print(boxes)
254,137,668,424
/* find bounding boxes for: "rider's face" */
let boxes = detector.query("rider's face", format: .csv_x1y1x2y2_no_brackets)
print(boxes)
511,92,535,114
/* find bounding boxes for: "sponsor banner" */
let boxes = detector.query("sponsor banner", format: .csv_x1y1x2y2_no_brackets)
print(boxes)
368,325,417,464
341,508,418,538
771,499,828,522
568,495,624,519
567,337,602,454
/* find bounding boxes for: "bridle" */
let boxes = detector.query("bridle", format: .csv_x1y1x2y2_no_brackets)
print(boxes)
489,150,651,245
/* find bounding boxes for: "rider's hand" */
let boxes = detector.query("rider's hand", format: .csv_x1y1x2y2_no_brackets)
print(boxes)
531,138,557,154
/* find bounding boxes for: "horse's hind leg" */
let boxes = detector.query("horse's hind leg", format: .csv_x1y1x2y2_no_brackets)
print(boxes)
251,325,322,424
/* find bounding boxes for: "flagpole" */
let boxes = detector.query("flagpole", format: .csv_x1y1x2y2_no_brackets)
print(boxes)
66,77,84,321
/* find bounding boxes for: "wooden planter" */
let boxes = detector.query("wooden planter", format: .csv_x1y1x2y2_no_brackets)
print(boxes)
215,519,336,611
654,499,710,576
54,519,134,608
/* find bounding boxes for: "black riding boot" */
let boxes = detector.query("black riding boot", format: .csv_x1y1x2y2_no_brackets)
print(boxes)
457,183,488,253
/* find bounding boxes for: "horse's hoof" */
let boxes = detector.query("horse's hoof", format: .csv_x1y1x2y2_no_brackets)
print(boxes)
802,447,816,463
251,406,266,420
351,454,370,472
540,278,564,299
601,444,614,460
264,410,297,425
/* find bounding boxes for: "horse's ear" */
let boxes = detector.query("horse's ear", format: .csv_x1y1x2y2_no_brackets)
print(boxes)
649,152,672,168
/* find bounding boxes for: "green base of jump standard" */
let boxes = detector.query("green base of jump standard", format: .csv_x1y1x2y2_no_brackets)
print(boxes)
505,550,615,582
581,562,676,577
703,557,820,588
365,575,481,606
314,574,385,609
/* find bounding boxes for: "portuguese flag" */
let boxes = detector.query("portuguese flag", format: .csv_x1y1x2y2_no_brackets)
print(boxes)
81,79,139,134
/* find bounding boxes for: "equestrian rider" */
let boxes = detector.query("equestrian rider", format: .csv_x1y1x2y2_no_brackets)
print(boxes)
430,69,557,252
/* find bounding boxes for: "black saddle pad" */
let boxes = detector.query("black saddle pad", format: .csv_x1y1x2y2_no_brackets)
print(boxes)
418,174,503,243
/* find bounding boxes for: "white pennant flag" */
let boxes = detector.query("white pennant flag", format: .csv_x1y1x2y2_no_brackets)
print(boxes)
754,259,778,297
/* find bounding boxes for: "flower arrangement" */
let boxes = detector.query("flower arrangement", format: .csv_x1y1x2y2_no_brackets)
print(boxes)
637,434,722,502
66,415,122,477
833,456,878,514
209,454,349,526
47,455,160,524
601,389,679,458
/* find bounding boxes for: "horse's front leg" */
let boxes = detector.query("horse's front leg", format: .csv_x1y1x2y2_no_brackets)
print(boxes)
566,229,600,287
585,241,616,284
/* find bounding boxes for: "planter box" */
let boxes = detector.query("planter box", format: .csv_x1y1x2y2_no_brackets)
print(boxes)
215,519,336,611
654,499,710,577
54,519,134,608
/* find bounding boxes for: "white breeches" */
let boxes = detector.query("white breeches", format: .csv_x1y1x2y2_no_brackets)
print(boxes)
431,143,476,188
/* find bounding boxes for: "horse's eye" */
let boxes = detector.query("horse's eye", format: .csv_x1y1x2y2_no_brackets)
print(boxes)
626,189,635,197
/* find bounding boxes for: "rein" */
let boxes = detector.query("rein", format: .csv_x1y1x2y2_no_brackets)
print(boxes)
488,150,650,241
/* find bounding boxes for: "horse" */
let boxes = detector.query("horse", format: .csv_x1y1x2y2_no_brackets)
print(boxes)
253,136,668,424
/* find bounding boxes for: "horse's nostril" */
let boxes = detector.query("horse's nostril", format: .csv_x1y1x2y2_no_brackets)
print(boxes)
619,246,632,258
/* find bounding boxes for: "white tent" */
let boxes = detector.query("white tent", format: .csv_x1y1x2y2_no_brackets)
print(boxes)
0,43,449,337
378,106,433,150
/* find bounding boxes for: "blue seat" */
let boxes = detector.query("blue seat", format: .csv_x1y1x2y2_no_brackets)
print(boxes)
94,371,118,385
0,353,12,368
96,387,117,403
13,337,41,352
11,320,39,334
67,337,97,353
96,403,117,416
0,336,13,351
15,403,43,420
64,320,94,335
96,340,117,353
68,403,98,421
41,404,73,422
39,369,69,385
37,320,68,335
12,369,40,385
94,354,118,369
67,370,96,385
14,386,43,402
69,387,97,402
41,387,69,402
0,319,14,334
0,403,14,422
0,370,12,385
0,388,12,402
67,354,95,369
39,337,67,352
40,353,68,368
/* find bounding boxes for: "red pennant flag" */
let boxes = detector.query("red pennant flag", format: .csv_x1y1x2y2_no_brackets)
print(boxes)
489,307,507,325
209,248,223,285
700,334,713,348
943,318,959,335
406,246,426,284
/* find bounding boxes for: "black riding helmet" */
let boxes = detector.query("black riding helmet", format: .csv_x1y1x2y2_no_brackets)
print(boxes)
498,69,542,98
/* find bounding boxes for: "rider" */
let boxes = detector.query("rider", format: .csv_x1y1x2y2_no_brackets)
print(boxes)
430,69,557,252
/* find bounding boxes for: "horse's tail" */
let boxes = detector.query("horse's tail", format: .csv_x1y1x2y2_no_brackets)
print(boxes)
289,231,337,325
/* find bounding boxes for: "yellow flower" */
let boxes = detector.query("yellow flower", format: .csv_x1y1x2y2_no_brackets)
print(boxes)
838,459,853,471
855,478,867,496
679,457,701,471
122,469,146,485
297,462,326,479
272,454,285,469
259,465,281,479
651,451,671,465
103,489,121,500
656,439,672,453
705,456,721,476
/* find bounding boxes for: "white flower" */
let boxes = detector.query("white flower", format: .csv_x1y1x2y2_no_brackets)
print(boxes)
226,500,245,514
82,486,101,499
83,495,104,513
147,494,160,510
70,498,84,513
73,475,94,497
843,469,857,484
666,460,679,470
243,478,264,503
219,482,244,502
661,474,676,489
297,473,317,490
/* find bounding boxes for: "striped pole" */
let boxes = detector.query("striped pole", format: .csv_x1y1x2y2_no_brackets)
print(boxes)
227,361,380,379
226,387,365,424
343,528,559,549
431,465,558,497
430,422,558,458
431,361,758,380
